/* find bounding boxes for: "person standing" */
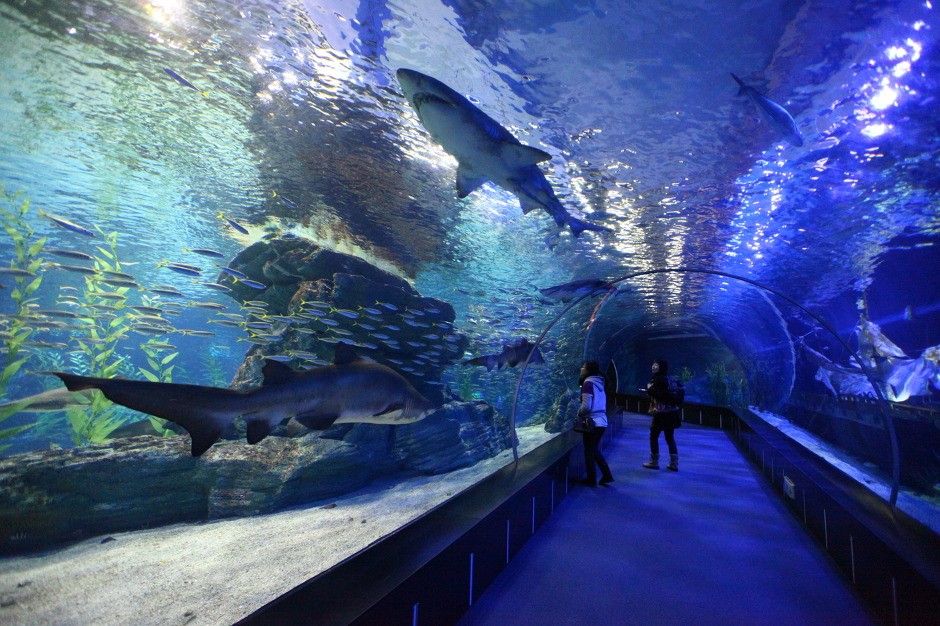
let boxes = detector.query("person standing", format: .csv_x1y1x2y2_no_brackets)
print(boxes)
643,359,681,471
576,360,614,486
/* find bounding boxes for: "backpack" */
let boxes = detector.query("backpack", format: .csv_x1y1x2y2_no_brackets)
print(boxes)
665,376,685,406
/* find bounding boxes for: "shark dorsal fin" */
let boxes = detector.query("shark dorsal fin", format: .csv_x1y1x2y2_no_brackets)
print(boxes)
261,359,297,386
333,344,363,366
456,165,487,198
500,143,552,169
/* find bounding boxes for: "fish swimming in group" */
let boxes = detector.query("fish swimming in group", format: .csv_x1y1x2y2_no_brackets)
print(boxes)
396,68,608,238
538,278,616,303
464,338,546,371
731,73,803,147
49,344,435,457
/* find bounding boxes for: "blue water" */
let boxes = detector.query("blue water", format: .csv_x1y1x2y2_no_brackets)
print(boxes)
0,0,938,517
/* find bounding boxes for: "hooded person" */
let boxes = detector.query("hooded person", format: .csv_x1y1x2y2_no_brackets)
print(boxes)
643,358,682,471
574,360,614,486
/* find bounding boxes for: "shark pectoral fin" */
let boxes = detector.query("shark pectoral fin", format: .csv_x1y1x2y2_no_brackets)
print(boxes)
294,412,340,430
373,402,404,418
246,419,272,445
456,166,487,198
501,143,552,168
186,419,226,458
517,194,543,215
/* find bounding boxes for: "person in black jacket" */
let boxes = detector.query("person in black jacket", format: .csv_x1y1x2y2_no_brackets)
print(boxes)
643,359,681,471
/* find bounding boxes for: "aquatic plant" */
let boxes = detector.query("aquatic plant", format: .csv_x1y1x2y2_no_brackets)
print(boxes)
202,347,229,387
65,229,133,444
138,334,179,437
705,362,749,408
677,366,695,384
0,185,45,399
0,185,44,448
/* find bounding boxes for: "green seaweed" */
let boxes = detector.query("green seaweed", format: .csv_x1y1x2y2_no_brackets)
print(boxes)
138,334,178,437
0,185,44,447
64,229,133,444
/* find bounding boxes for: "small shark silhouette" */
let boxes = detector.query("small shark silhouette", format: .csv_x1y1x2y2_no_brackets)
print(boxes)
397,68,607,238
50,345,434,457
539,278,615,303
731,73,803,147
464,338,545,371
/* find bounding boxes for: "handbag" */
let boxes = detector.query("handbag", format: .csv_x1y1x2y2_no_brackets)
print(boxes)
573,407,595,433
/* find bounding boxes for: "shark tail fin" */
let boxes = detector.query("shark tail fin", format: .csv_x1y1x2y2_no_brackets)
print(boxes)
49,372,231,457
567,215,609,238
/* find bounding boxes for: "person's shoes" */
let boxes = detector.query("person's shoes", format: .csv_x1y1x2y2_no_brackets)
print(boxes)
599,477,614,485
666,454,679,472
642,454,660,470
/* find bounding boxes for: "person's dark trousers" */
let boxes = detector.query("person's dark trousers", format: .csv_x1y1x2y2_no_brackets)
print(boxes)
582,426,613,485
649,425,678,456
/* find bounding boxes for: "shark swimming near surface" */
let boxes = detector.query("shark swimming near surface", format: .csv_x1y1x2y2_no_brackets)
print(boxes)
731,73,803,147
49,345,435,457
396,68,608,238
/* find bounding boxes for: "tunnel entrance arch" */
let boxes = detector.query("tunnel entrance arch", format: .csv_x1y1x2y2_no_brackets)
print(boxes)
510,267,902,505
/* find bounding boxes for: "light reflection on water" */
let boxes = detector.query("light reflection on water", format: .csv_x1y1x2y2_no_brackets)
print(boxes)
0,0,936,428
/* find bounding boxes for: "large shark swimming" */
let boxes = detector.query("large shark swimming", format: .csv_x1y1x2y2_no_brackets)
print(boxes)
50,345,435,457
397,68,607,238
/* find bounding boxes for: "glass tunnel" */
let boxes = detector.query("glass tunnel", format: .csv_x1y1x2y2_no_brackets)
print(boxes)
0,0,938,622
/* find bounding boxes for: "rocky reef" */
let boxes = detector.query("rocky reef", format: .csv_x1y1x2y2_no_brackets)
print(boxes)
0,235,517,553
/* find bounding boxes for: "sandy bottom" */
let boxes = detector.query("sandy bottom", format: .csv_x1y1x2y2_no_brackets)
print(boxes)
0,426,555,626
748,407,940,533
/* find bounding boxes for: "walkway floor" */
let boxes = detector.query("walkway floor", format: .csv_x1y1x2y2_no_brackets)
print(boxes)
459,412,874,626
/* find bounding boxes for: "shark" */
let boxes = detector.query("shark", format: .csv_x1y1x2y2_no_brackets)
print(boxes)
464,338,545,371
396,68,607,238
539,278,616,303
49,345,435,457
731,73,803,147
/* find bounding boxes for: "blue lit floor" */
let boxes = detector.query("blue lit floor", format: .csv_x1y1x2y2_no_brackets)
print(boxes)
459,413,874,625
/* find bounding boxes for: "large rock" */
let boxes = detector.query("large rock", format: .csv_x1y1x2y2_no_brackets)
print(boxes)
223,235,468,403
0,400,510,553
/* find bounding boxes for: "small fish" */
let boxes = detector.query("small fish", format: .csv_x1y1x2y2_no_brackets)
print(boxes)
272,191,299,210
0,267,37,277
131,325,172,336
218,266,248,280
191,301,226,310
238,278,267,290
46,248,94,261
244,300,269,308
163,68,207,96
180,329,215,337
161,262,201,277
184,248,226,258
150,287,185,298
359,307,382,315
101,270,136,280
319,318,340,327
332,308,360,319
218,212,249,235
376,302,399,311
200,282,232,292
51,263,98,276
39,210,94,237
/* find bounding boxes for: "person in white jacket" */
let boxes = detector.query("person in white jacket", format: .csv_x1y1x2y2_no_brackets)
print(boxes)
575,360,614,487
